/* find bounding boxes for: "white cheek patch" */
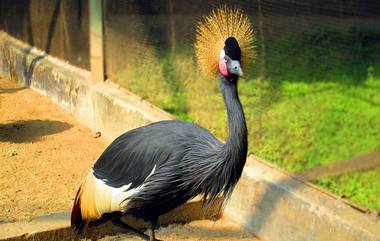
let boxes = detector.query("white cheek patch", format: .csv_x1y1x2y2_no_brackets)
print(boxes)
219,49,229,76
220,49,225,59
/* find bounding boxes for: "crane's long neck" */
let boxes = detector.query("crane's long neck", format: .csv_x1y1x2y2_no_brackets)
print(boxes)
219,74,248,185
198,74,248,205
221,76,247,154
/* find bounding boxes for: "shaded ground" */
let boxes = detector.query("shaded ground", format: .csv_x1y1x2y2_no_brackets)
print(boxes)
95,219,260,241
0,77,108,221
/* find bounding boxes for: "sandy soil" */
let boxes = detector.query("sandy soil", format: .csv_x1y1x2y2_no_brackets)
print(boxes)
0,77,108,221
96,219,260,241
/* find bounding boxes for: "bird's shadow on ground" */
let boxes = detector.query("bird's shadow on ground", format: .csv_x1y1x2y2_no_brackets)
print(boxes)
0,119,72,143
77,221,258,241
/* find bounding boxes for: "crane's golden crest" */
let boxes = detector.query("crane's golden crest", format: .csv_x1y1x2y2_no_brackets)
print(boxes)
195,6,255,77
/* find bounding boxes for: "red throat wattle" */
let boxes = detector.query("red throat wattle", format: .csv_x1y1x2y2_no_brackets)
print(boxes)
219,58,229,77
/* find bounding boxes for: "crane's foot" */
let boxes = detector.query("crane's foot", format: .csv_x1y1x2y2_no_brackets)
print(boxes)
147,218,162,241
112,218,153,241
149,228,163,241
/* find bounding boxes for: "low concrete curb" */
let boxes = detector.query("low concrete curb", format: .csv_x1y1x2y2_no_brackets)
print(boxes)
0,213,69,241
0,200,220,241
1,32,379,241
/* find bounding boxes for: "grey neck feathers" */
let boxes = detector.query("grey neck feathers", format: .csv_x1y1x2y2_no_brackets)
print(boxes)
218,74,248,195
198,74,248,205
220,74,247,161
221,76,247,150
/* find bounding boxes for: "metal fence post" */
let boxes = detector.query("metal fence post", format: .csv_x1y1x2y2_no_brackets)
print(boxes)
90,0,105,82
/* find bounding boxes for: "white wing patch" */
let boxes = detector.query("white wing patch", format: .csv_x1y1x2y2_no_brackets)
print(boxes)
147,165,156,179
79,165,158,220
98,165,157,212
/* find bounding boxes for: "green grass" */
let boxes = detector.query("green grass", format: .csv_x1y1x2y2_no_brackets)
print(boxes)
248,77,380,172
316,167,380,210
112,29,380,210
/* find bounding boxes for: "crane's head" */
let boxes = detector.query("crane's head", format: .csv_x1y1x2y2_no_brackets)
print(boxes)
219,37,243,77
195,5,255,79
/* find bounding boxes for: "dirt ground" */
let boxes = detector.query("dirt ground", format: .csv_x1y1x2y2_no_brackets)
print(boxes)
0,77,108,222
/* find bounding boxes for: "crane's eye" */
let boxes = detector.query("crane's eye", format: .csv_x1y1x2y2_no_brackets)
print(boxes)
224,57,228,63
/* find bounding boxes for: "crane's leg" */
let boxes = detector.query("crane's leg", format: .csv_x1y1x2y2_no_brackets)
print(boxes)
76,220,88,234
147,218,162,241
112,218,151,241
149,228,157,241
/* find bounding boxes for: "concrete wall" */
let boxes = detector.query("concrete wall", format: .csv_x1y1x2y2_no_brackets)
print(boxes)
1,32,379,241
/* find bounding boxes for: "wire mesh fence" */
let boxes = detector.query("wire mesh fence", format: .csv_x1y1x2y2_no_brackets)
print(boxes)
1,0,379,81
0,0,90,69
103,0,380,79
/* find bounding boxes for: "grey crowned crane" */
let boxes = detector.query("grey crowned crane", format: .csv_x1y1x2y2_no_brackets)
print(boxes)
71,6,255,241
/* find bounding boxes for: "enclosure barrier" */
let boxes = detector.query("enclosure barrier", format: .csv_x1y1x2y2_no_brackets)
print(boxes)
0,32,379,241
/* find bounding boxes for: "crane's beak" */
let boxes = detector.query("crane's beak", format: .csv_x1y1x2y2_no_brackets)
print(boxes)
230,60,243,76
237,65,243,76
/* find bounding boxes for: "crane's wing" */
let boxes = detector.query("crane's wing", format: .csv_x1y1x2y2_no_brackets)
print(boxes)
92,120,221,190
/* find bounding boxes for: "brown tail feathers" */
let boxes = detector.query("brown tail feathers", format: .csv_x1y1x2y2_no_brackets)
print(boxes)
71,187,85,233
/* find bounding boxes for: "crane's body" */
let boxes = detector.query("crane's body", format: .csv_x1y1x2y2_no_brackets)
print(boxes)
71,6,254,241
71,75,247,234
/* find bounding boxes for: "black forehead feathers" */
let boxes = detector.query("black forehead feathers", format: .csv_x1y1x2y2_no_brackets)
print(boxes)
224,37,241,61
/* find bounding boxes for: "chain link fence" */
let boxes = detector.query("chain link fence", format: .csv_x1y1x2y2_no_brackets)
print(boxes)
0,0,89,69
